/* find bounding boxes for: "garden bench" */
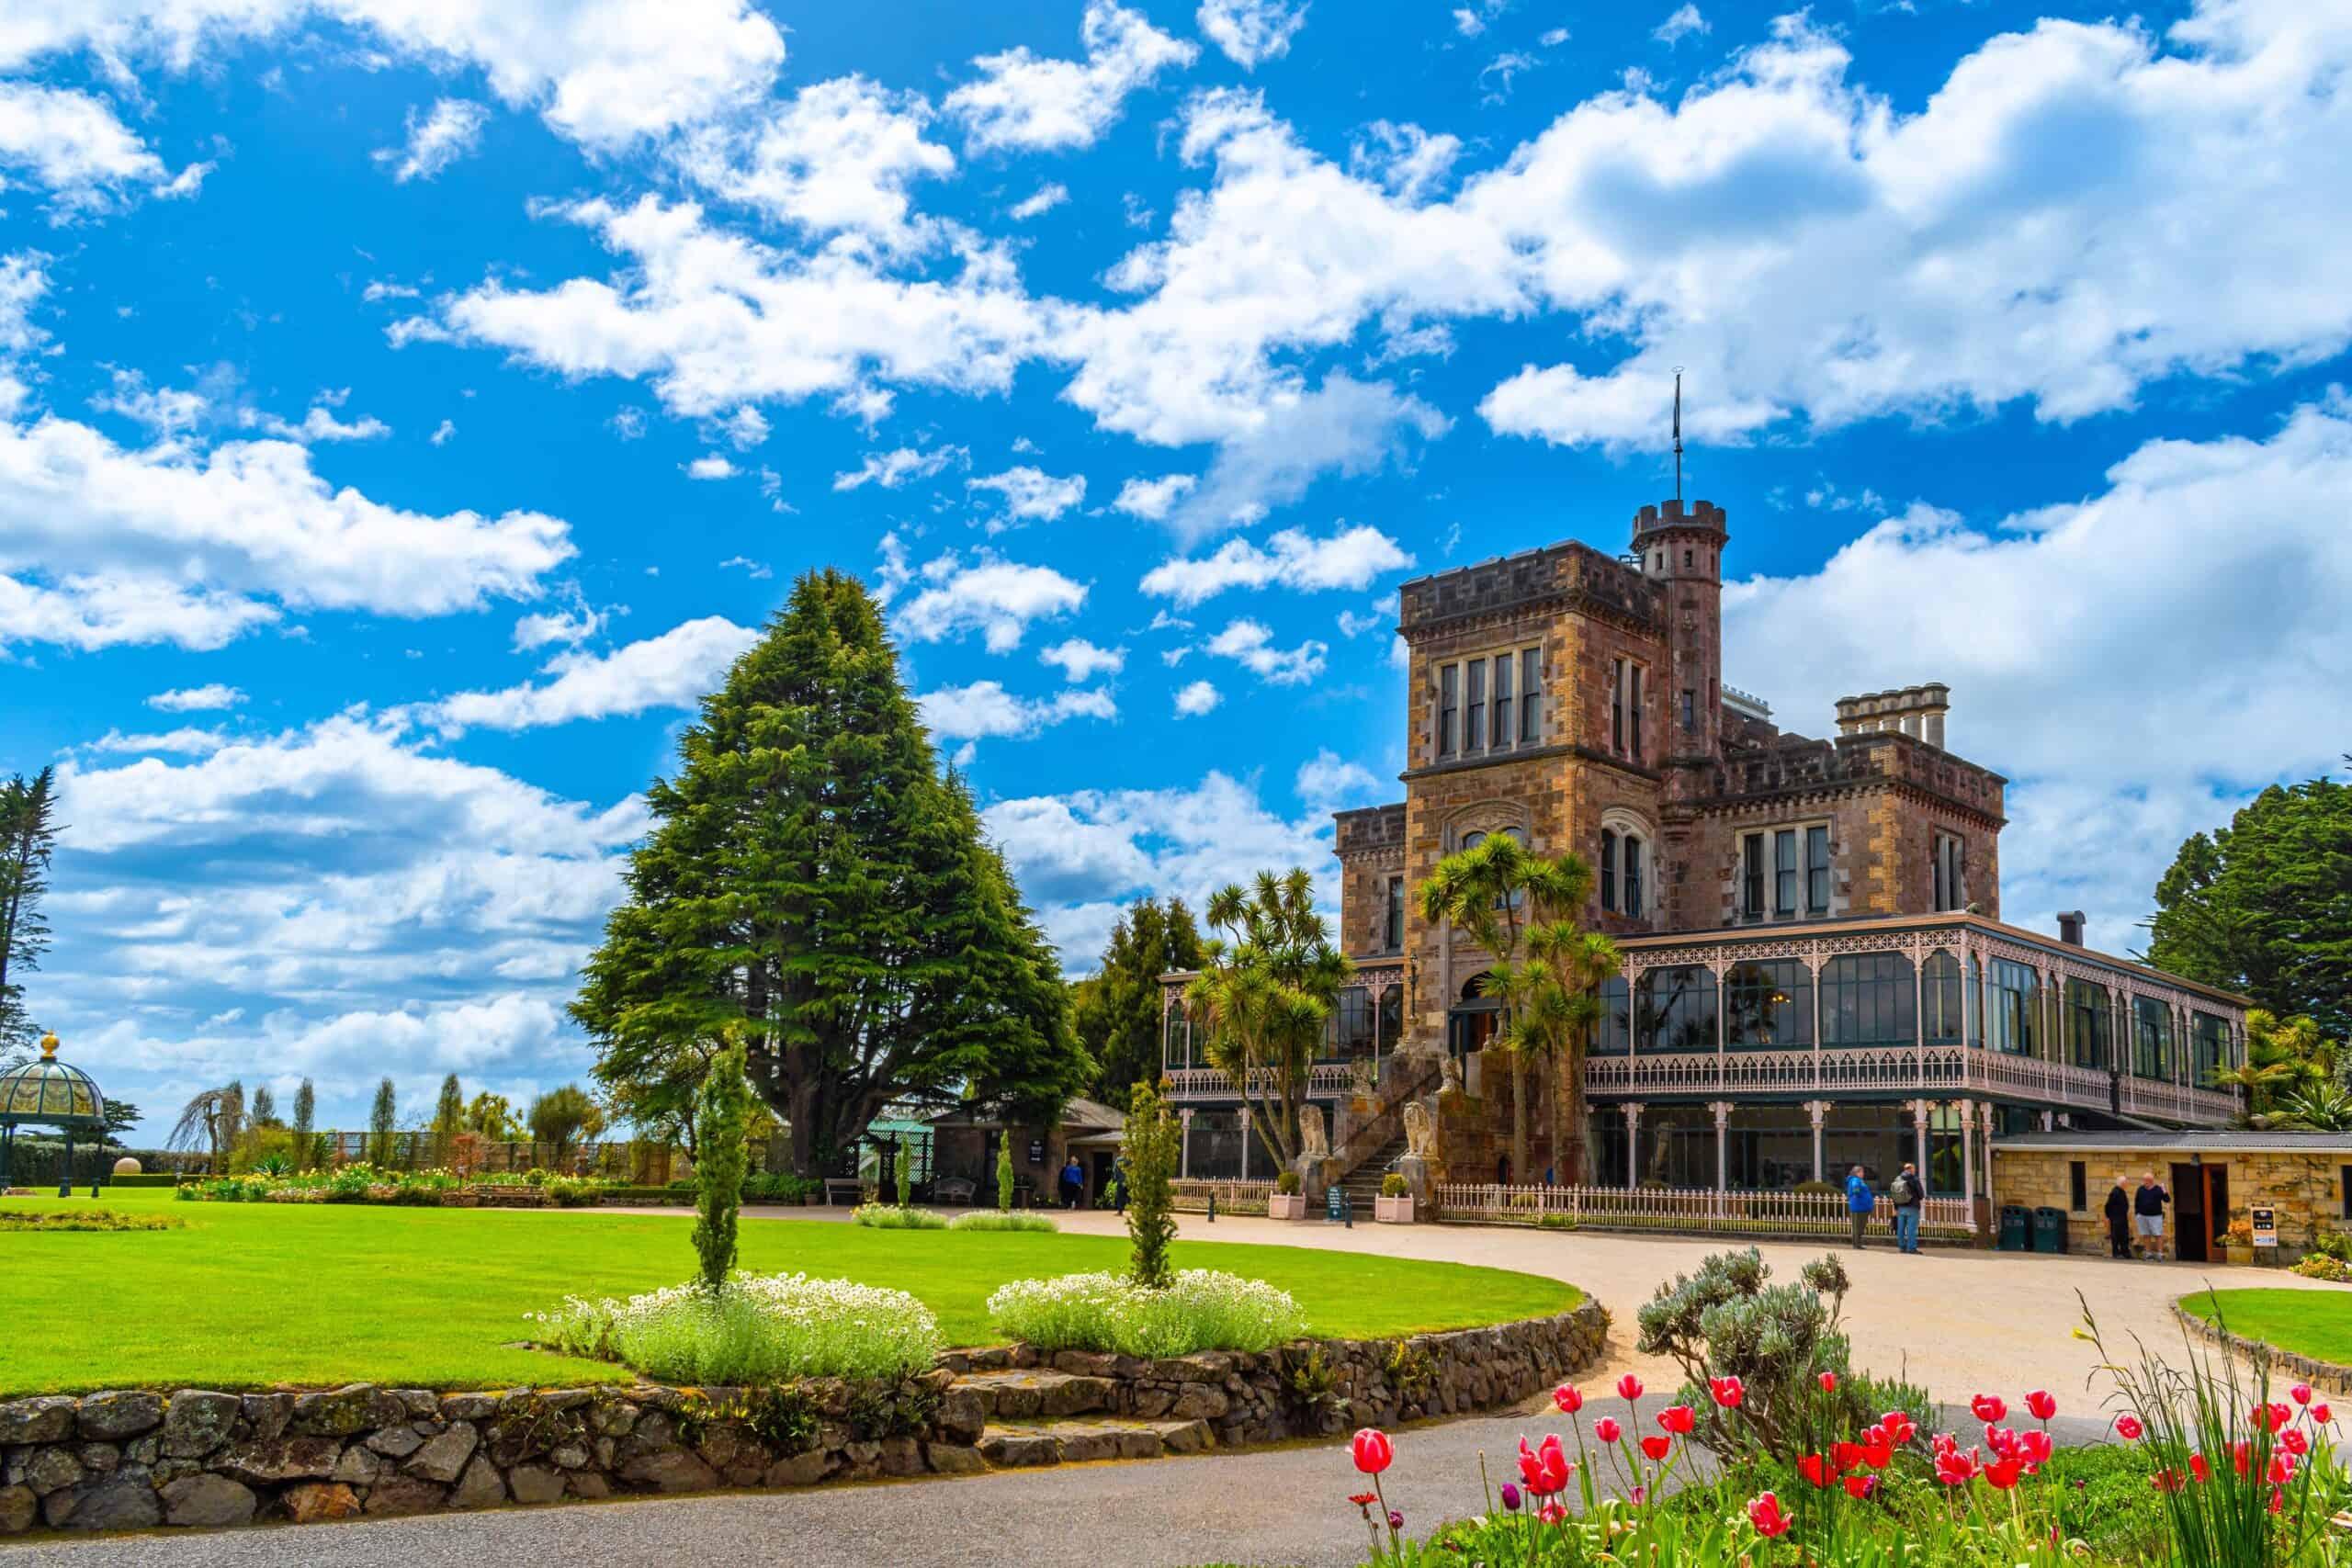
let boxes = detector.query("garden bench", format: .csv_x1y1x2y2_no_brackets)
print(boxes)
933,1177,977,1205
823,1178,864,1206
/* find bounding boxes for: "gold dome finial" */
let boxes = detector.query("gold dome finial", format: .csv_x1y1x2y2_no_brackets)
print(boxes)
39,1032,58,1060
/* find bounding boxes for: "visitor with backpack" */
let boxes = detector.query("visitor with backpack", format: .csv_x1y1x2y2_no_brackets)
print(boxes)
1845,1165,1875,1248
1889,1161,1925,1254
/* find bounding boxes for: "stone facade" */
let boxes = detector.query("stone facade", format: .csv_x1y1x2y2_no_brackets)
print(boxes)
0,1303,1606,1540
1993,1140,2352,1260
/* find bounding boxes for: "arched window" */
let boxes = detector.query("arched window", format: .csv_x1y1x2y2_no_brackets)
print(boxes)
1821,953,1917,1049
1460,830,1486,853
1600,830,1618,911
1635,965,1717,1053
1450,968,1502,1055
1592,975,1630,1055
1724,959,1812,1049
1623,834,1646,919
1923,951,1963,1045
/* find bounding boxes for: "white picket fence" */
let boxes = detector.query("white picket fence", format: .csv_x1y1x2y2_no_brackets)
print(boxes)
1432,1182,1978,1241
1169,1178,1274,1215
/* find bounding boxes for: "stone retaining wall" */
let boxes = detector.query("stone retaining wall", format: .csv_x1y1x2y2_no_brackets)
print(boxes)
2169,1301,2352,1398
0,1300,1606,1539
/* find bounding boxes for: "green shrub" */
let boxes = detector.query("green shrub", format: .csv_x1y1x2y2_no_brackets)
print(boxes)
986,1269,1307,1357
741,1171,818,1204
1537,1212,1577,1231
1381,1172,1409,1198
533,1272,940,1383
1792,1179,1840,1196
947,1211,1057,1233
101,1173,182,1189
1125,1078,1179,1290
2292,1253,2350,1281
1275,1169,1302,1195
996,1137,1014,1213
854,1203,947,1230
847,1374,941,1440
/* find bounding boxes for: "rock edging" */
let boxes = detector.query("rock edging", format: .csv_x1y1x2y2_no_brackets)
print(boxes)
2168,1300,2352,1398
0,1300,1606,1539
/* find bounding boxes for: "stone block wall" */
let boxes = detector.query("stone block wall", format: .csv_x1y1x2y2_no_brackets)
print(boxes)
1994,1145,2349,1258
0,1302,1608,1540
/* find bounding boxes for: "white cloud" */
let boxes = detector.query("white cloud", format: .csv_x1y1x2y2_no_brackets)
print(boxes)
425,615,758,734
4,0,787,152
834,444,967,491
673,75,954,253
1140,523,1413,606
1113,473,1197,520
945,1,1197,154
684,454,738,479
147,682,244,712
1173,679,1222,716
1724,397,2352,949
1039,637,1126,681
1348,120,1460,201
0,79,206,219
1010,183,1069,220
411,195,1048,420
890,546,1088,652
1170,376,1448,541
1295,748,1382,812
1197,0,1309,70
1652,5,1708,46
512,604,603,650
918,680,1116,739
374,97,491,183
1204,617,1325,684
718,406,768,448
967,464,1087,523
608,407,648,440
1452,0,1507,39
243,400,390,442
88,727,232,756
429,419,456,446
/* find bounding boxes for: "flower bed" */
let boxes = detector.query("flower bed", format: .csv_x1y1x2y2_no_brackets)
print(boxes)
0,1209,183,1233
853,1204,948,1231
531,1271,942,1385
947,1212,1057,1233
164,1169,814,1209
986,1269,1309,1358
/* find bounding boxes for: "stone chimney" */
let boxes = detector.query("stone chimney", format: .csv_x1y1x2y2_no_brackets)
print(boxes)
2056,910,2086,946
1834,682,1951,750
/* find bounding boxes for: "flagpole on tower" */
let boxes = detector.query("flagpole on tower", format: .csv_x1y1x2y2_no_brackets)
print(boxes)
1672,368,1684,505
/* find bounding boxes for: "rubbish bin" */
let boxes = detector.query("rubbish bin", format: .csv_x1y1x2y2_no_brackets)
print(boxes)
2031,1206,2068,1255
1998,1204,2030,1252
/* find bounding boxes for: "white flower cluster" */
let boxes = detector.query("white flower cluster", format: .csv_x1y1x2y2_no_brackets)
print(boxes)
532,1270,941,1383
985,1269,1307,1358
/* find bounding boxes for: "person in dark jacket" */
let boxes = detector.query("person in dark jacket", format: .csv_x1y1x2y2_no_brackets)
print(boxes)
2133,1171,2171,1261
1888,1162,1925,1254
2103,1176,2132,1258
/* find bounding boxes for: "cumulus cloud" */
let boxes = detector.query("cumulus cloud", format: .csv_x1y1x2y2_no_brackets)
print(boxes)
833,445,967,491
684,454,738,479
512,604,603,650
1652,5,1708,46
374,98,491,183
967,464,1086,523
1010,183,1069,220
1039,637,1126,681
673,75,954,252
945,1,1197,154
1173,679,1222,716
1197,0,1309,70
1204,617,1325,684
424,616,758,734
1139,523,1413,606
1295,748,1383,813
917,680,1117,739
1113,474,1198,520
885,541,1087,652
0,79,206,219
147,683,244,712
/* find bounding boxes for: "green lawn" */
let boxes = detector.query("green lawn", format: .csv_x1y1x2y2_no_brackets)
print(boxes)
0,1188,1579,1394
2181,1288,2352,1364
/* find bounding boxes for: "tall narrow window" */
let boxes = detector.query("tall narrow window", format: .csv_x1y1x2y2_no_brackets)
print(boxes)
1741,835,1766,919
1624,835,1645,919
1520,649,1541,741
1490,654,1513,751
1383,875,1405,952
1680,688,1696,732
1932,832,1967,912
1438,664,1458,759
1805,825,1830,913
1464,660,1486,755
1629,664,1645,761
1773,829,1798,916
1611,658,1625,753
1600,830,1618,911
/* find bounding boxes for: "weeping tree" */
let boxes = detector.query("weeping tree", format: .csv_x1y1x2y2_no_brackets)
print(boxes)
167,1081,245,1173
1186,869,1350,1174
572,569,1091,1180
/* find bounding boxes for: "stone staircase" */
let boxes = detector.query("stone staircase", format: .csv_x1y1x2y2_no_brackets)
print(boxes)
1333,1134,1409,1214
951,1369,1215,1471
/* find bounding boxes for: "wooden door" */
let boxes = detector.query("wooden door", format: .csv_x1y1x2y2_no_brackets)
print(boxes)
2172,1162,2207,1261
2205,1166,2230,1256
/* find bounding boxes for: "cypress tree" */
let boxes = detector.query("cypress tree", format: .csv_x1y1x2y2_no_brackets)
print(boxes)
0,766,59,1060
1124,1077,1179,1291
693,1043,751,1292
432,1074,465,1168
368,1077,397,1168
573,569,1092,1178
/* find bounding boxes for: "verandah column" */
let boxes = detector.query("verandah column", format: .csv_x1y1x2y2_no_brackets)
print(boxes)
1960,1098,1976,1211
1713,1100,1731,1196
1179,1108,1193,1179
1623,1102,1644,1190
1808,1100,1826,1182
1911,1098,1930,1178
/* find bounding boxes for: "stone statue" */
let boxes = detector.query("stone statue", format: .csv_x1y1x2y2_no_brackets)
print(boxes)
1440,1055,1463,1096
1402,1100,1437,1159
1299,1103,1329,1160
1351,1056,1376,1098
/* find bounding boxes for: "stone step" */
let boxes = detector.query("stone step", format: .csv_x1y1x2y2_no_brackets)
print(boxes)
976,1417,1214,1469
950,1371,1116,1421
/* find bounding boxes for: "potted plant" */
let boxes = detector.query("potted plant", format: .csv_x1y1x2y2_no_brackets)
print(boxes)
2220,1214,2254,1266
1375,1171,1414,1224
1269,1169,1308,1221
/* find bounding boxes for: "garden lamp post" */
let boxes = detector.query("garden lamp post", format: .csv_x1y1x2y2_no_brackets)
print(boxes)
0,1034,111,1197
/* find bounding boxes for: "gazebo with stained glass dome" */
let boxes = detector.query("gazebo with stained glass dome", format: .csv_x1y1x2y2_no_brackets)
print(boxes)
0,1033,107,1195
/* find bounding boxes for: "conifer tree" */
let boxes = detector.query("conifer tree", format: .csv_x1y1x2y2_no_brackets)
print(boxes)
574,569,1091,1179
1124,1077,1180,1291
0,766,60,1061
368,1077,397,1167
1070,897,1205,1106
432,1075,465,1167
692,1043,751,1292
292,1079,317,1170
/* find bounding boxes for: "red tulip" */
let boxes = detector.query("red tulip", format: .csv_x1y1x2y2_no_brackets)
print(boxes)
1538,1502,1567,1526
1832,1440,1866,1473
2314,1404,2334,1425
2189,1453,2211,1484
1517,1434,1573,1497
2026,1389,2057,1422
1861,1436,1894,1471
1843,1474,1877,1499
1971,1394,2007,1424
1617,1373,1645,1403
2282,1427,2309,1457
1984,1457,2025,1490
1819,1371,1838,1393
1593,1416,1623,1445
2232,1440,2253,1477
2152,1469,2185,1494
2018,1429,2053,1467
1553,1384,1584,1416
1710,1376,1745,1409
2268,1452,2298,1485
1351,1428,1394,1475
1640,1435,1671,1461
2116,1415,2144,1441
2292,1383,2313,1406
1936,1448,1979,1485
2256,1402,2291,1433
1657,1404,1696,1436
1801,1452,1836,1488
1879,1410,1916,1446
2270,1485,2286,1517
1747,1491,1792,1538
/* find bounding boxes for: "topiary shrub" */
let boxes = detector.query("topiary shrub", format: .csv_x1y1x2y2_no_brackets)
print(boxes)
1275,1169,1302,1195
1635,1247,1929,1467
1381,1172,1409,1198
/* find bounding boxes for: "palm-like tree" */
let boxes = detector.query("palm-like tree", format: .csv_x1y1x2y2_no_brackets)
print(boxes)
166,1080,245,1173
2217,1009,2340,1122
1187,869,1351,1173
2258,1083,2352,1133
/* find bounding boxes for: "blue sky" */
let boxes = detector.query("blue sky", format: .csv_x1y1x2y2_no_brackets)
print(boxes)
3,0,2347,1137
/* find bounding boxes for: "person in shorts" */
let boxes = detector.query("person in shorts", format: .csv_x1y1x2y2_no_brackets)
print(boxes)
2133,1171,2170,1261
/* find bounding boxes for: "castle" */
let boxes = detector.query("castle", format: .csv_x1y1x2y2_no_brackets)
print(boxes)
1161,493,2247,1215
